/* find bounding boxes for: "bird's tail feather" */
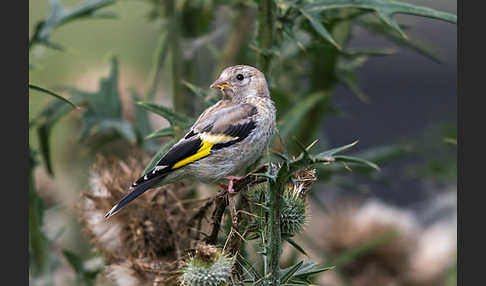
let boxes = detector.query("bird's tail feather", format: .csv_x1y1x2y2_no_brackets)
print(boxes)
104,175,166,219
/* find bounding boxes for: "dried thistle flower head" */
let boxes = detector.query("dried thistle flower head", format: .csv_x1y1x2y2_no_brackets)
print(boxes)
180,243,235,286
317,199,419,285
81,154,192,285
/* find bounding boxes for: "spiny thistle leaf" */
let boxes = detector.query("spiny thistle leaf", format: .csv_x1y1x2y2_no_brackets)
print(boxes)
333,155,380,171
137,101,195,127
63,57,139,144
285,238,308,256
29,84,79,109
237,254,262,281
131,90,159,151
356,16,443,63
33,95,85,176
302,0,456,41
29,0,116,50
182,80,219,108
280,260,304,284
315,140,359,159
146,127,177,139
182,80,209,98
279,260,334,283
298,8,342,49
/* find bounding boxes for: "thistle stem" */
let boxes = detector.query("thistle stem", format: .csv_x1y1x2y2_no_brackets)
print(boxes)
267,178,283,285
165,0,189,114
257,0,274,75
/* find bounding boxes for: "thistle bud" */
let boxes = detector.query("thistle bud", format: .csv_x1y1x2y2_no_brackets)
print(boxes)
280,183,308,236
180,244,235,286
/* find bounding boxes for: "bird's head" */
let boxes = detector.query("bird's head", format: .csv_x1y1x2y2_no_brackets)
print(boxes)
210,65,269,101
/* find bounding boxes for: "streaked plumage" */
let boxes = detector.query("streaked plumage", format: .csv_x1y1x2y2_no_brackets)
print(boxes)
105,65,276,218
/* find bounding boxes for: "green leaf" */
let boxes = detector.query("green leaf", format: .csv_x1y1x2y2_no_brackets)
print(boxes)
280,261,304,283
303,0,456,40
299,9,341,49
29,84,79,109
357,16,443,63
131,90,152,137
278,92,329,141
316,140,359,159
238,254,262,281
137,101,195,127
88,119,138,144
285,238,308,256
61,57,141,145
62,250,83,273
294,265,335,278
146,127,176,139
62,250,101,286
182,80,219,109
333,155,380,171
336,68,369,103
80,57,122,118
279,260,334,283
29,0,116,50
182,80,209,98
33,95,86,176
37,125,54,176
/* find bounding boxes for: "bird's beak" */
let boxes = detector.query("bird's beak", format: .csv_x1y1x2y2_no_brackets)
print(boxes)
210,78,231,91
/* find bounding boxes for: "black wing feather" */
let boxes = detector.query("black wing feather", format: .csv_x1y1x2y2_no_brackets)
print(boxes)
213,120,257,150
133,137,203,186
105,175,165,218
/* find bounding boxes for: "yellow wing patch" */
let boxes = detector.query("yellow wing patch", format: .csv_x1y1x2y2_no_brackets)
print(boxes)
172,141,214,169
171,133,238,170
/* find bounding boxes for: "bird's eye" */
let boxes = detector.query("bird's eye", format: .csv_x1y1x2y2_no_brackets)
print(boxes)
236,74,244,81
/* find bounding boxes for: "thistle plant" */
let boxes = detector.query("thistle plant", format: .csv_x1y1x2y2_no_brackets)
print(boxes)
29,0,456,285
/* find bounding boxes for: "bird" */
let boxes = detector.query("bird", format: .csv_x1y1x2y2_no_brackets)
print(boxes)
104,65,276,218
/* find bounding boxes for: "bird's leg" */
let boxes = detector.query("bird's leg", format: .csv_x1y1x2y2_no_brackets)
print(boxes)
224,176,242,194
215,176,242,196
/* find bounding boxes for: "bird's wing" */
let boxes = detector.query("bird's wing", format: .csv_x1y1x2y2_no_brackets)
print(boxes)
147,101,258,176
104,102,258,218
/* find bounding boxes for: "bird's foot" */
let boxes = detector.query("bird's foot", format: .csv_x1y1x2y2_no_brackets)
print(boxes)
215,176,242,196
224,176,242,194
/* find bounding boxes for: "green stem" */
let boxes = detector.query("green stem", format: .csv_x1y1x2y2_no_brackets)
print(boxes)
29,149,47,275
257,0,274,75
267,177,283,285
165,0,189,114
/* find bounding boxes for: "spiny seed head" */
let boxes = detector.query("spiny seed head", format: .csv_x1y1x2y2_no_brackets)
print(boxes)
280,183,308,236
180,244,234,286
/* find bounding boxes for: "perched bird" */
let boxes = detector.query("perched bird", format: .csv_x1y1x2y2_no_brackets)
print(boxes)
105,65,276,218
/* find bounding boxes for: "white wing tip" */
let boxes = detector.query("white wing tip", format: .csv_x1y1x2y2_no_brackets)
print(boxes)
104,204,119,219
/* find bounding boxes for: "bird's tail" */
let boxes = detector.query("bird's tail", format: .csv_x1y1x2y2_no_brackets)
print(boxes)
104,175,166,219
